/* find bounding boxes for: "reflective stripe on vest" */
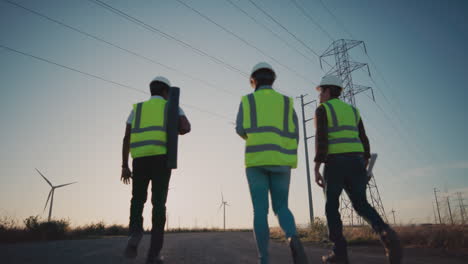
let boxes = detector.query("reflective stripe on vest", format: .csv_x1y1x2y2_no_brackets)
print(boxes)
130,99,168,158
242,90,298,168
322,99,364,154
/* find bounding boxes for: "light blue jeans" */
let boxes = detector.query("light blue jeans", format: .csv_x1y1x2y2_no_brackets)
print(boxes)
246,166,298,264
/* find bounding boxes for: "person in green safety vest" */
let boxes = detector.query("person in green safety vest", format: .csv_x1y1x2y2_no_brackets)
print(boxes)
313,75,402,264
121,76,191,264
236,62,309,264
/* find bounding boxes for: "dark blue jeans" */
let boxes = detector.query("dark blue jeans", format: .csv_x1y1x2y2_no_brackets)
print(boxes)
324,154,388,256
130,155,171,256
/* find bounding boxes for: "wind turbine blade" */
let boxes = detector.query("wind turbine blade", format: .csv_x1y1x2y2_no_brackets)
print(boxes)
55,182,77,188
221,192,224,203
43,189,52,212
36,168,53,187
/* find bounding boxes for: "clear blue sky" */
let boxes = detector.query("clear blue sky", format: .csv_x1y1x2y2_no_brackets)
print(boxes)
0,0,467,228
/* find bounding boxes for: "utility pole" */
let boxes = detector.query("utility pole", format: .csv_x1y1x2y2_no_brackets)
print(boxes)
434,188,442,224
432,202,438,224
297,94,316,225
457,192,466,224
447,196,454,225
390,209,397,225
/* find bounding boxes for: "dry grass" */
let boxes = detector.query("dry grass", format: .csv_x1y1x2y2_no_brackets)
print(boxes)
0,215,252,244
0,216,128,243
396,224,468,250
271,218,468,251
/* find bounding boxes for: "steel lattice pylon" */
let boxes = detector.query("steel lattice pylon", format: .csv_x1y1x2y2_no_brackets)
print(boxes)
320,39,388,226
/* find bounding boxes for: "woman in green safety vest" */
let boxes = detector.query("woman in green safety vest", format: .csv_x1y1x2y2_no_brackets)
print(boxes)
236,62,309,264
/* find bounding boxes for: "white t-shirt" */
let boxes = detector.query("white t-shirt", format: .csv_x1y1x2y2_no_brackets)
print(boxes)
126,96,185,125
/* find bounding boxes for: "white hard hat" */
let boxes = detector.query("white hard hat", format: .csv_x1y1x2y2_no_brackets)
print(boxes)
151,76,171,87
316,75,343,91
251,62,275,76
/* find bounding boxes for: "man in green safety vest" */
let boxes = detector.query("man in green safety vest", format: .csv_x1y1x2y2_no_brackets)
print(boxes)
313,75,402,264
121,76,191,264
236,62,309,264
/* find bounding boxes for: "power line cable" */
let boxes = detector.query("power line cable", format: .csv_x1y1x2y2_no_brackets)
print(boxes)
224,0,317,65
290,0,335,41
2,0,239,98
247,0,332,69
316,0,354,39
86,0,292,97
174,0,313,86
0,44,235,123
88,0,248,77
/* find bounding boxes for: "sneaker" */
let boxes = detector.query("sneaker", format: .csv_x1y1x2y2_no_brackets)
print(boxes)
379,228,403,264
124,231,143,259
288,235,309,264
322,251,349,264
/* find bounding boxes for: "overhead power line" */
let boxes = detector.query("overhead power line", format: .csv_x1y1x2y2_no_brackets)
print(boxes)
86,0,292,96
0,44,235,123
88,0,248,77
317,0,354,39
224,0,316,64
289,0,335,41
2,0,239,98
247,0,332,69
174,0,313,86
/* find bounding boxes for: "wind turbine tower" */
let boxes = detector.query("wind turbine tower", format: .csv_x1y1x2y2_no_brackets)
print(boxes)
36,168,77,222
219,193,229,231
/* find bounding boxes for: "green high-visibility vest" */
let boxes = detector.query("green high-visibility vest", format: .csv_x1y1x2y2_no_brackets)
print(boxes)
130,98,168,159
241,89,298,168
321,98,364,154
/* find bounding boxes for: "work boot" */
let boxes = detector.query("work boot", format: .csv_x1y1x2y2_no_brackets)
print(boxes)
288,235,309,264
321,251,349,264
124,231,143,259
379,228,403,264
146,252,164,264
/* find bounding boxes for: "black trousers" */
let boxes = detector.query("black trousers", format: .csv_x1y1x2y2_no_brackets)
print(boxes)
324,154,388,256
129,155,171,256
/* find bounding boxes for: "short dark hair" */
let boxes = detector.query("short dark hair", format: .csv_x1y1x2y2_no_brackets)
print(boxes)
251,68,276,88
150,81,170,96
320,85,342,98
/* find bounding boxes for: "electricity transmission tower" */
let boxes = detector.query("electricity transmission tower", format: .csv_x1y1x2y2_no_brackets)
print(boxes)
319,39,387,226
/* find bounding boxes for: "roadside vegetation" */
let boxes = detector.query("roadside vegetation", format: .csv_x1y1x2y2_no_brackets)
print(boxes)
2,215,467,252
270,218,468,252
0,215,249,244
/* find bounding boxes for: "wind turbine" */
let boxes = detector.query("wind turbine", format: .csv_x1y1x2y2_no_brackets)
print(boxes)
218,192,229,231
36,168,77,222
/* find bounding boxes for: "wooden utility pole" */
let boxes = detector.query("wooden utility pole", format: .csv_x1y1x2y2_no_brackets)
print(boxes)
447,196,454,225
457,192,466,224
434,188,442,224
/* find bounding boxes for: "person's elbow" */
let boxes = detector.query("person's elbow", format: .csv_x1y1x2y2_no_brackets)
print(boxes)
179,116,191,135
236,127,247,140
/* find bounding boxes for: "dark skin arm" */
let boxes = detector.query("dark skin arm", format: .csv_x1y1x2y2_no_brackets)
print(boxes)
121,124,132,185
179,115,191,135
